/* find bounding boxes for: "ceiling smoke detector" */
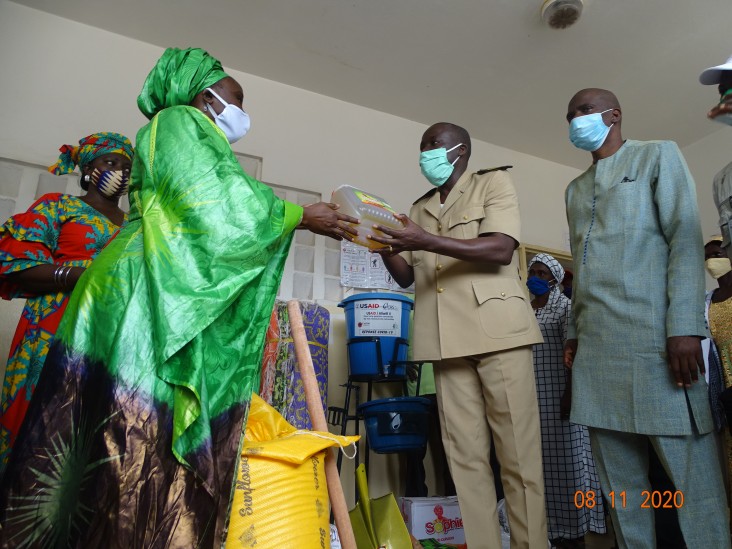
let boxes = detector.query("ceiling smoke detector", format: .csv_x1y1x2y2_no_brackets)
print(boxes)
541,0,583,29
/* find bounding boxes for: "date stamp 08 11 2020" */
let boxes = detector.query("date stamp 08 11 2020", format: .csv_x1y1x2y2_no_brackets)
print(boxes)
574,490,684,509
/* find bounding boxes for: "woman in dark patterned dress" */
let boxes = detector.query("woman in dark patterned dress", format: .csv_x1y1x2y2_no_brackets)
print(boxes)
528,252,605,548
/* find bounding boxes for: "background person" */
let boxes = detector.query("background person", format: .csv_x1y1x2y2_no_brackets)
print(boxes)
700,53,732,250
0,48,357,548
401,294,455,498
528,253,605,548
0,132,132,475
561,269,573,299
402,362,456,498
371,122,547,549
704,237,732,516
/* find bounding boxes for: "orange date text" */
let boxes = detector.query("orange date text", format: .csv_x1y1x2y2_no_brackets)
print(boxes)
573,490,684,509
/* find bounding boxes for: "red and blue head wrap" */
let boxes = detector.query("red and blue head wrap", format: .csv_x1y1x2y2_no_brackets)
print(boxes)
48,132,134,175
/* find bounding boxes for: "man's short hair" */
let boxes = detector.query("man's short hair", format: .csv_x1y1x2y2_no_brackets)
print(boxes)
436,122,472,158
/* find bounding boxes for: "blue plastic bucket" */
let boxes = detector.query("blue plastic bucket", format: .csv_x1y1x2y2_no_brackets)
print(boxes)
357,397,431,453
339,293,413,378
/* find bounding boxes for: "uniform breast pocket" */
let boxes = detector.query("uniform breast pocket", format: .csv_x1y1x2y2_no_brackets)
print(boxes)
447,206,485,239
472,279,531,339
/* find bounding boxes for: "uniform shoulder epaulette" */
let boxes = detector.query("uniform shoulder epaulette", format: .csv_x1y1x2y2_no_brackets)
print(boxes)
475,165,513,175
412,187,439,205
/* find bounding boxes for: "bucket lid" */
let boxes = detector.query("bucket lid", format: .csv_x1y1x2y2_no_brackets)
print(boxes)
339,292,414,308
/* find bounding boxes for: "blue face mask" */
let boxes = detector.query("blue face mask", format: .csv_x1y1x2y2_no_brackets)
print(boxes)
527,276,551,296
569,109,613,152
419,143,463,187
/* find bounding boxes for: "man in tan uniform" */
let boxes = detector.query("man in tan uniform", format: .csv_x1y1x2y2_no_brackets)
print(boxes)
371,122,546,549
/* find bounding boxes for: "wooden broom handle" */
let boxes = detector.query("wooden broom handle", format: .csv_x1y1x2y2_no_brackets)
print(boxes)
287,300,357,549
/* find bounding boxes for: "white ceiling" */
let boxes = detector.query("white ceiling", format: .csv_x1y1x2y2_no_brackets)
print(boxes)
14,0,732,169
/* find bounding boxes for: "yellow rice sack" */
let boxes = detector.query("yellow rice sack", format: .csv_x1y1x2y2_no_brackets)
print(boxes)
225,394,358,549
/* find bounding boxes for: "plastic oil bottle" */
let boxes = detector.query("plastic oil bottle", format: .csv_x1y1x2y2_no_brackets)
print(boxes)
331,185,404,250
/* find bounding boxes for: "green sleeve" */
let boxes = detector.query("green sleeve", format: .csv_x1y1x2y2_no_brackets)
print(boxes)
283,200,304,234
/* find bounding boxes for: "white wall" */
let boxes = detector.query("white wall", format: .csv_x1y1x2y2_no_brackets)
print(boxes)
0,1,580,249
0,0,585,506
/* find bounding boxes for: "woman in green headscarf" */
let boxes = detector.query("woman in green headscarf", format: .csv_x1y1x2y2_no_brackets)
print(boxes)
0,48,356,548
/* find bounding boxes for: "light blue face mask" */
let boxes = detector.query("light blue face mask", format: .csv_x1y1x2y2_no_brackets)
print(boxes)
419,143,463,187
569,109,613,152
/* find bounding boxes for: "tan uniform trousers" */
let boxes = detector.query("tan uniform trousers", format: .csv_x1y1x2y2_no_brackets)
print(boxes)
434,346,547,549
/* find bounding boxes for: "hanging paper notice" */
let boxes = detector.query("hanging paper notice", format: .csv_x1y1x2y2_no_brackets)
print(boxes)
353,298,402,336
340,241,414,292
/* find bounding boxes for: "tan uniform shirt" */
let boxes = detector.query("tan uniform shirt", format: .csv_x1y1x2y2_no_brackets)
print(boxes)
405,169,543,361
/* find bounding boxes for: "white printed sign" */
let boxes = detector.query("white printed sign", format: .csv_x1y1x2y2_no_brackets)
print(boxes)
340,241,414,292
353,299,402,336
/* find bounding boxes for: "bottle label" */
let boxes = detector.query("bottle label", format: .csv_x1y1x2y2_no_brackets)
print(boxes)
354,190,396,213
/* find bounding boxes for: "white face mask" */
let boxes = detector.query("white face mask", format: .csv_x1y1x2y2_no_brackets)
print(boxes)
205,87,251,144
706,257,732,279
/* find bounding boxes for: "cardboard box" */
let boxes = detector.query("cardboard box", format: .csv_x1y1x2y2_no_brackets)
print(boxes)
399,496,465,545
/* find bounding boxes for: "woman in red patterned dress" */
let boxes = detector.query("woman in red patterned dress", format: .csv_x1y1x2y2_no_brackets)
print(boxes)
0,132,133,474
